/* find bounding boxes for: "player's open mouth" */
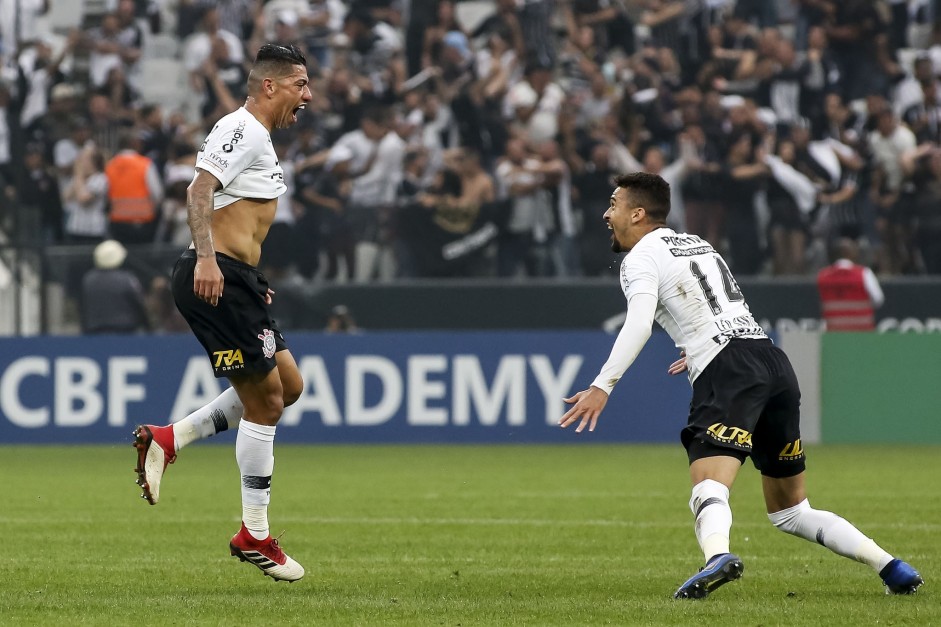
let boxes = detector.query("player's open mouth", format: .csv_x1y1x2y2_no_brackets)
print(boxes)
292,104,306,122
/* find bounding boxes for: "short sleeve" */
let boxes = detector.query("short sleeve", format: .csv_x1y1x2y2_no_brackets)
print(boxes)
195,119,265,189
619,246,660,302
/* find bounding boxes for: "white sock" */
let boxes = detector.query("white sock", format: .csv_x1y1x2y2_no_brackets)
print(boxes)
172,387,243,451
689,479,733,562
768,499,894,571
236,421,276,541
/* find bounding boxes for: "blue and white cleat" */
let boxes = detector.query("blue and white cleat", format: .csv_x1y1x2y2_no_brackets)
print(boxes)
880,559,924,595
674,553,744,599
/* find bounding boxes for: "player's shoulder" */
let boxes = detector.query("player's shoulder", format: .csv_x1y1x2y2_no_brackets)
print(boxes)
630,227,681,259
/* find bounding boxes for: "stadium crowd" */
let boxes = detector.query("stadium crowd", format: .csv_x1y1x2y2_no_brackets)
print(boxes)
3,0,941,284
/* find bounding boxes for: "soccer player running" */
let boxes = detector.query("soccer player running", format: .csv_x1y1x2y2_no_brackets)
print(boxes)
132,44,311,582
559,172,924,599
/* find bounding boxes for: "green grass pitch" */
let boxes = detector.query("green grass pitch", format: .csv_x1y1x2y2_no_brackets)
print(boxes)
0,443,935,625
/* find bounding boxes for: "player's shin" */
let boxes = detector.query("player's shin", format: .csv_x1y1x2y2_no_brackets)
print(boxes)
768,499,893,571
236,421,276,540
689,479,733,562
172,386,243,451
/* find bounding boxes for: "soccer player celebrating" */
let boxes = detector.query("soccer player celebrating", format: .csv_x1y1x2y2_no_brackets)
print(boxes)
560,172,924,599
132,43,311,582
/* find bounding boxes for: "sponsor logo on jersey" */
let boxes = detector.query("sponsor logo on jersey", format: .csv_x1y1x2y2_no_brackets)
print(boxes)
212,349,244,371
204,152,229,172
668,245,715,257
707,422,753,448
779,439,803,460
258,329,276,359
222,120,247,153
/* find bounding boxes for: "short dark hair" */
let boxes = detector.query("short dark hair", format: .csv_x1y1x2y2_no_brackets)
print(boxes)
614,172,671,223
254,43,307,68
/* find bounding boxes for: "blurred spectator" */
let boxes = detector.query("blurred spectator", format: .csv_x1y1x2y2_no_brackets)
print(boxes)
137,104,171,172
472,0,525,61
421,0,465,71
495,136,557,277
88,91,132,157
184,6,245,90
86,7,143,95
104,131,163,245
81,239,150,334
325,304,359,333
53,117,93,189
519,0,556,68
62,145,109,244
869,109,918,274
342,7,405,100
816,237,884,331
16,30,80,139
720,131,768,274
198,36,247,129
146,275,190,333
505,59,564,144
572,141,619,276
260,132,302,280
0,81,12,229
156,139,197,245
825,0,897,102
563,0,636,57
302,0,346,68
908,146,941,273
18,141,62,242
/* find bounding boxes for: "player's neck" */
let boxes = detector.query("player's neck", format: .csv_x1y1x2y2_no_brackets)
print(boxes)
243,97,274,132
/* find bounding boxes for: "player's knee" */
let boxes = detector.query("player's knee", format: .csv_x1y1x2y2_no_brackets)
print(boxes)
282,376,303,407
768,498,811,534
257,390,285,423
689,479,730,516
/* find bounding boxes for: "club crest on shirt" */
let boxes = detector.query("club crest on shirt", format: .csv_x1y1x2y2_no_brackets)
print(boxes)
258,328,276,359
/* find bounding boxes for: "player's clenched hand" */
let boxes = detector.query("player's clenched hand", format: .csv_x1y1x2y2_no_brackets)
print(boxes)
559,386,609,433
193,256,224,306
667,351,687,376
264,288,275,305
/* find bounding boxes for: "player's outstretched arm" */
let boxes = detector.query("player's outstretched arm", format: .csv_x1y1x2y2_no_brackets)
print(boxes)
559,293,658,433
187,170,224,306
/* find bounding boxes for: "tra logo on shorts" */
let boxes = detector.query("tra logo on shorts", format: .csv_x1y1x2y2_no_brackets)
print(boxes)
212,348,244,371
258,328,276,359
779,439,804,460
707,422,753,448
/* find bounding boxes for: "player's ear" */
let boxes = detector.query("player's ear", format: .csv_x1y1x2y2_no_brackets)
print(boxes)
633,206,646,223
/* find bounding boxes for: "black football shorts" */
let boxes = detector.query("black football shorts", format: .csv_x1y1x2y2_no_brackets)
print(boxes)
681,338,806,478
171,250,287,378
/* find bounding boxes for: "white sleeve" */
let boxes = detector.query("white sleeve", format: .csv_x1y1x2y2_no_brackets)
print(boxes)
590,293,658,395
862,267,884,308
195,121,264,189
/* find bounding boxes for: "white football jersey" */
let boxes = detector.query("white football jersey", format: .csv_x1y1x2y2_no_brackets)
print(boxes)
194,107,286,209
620,228,768,382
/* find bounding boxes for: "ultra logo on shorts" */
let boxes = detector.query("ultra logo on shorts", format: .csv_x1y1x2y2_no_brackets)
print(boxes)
779,439,804,460
707,422,753,448
212,349,244,371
